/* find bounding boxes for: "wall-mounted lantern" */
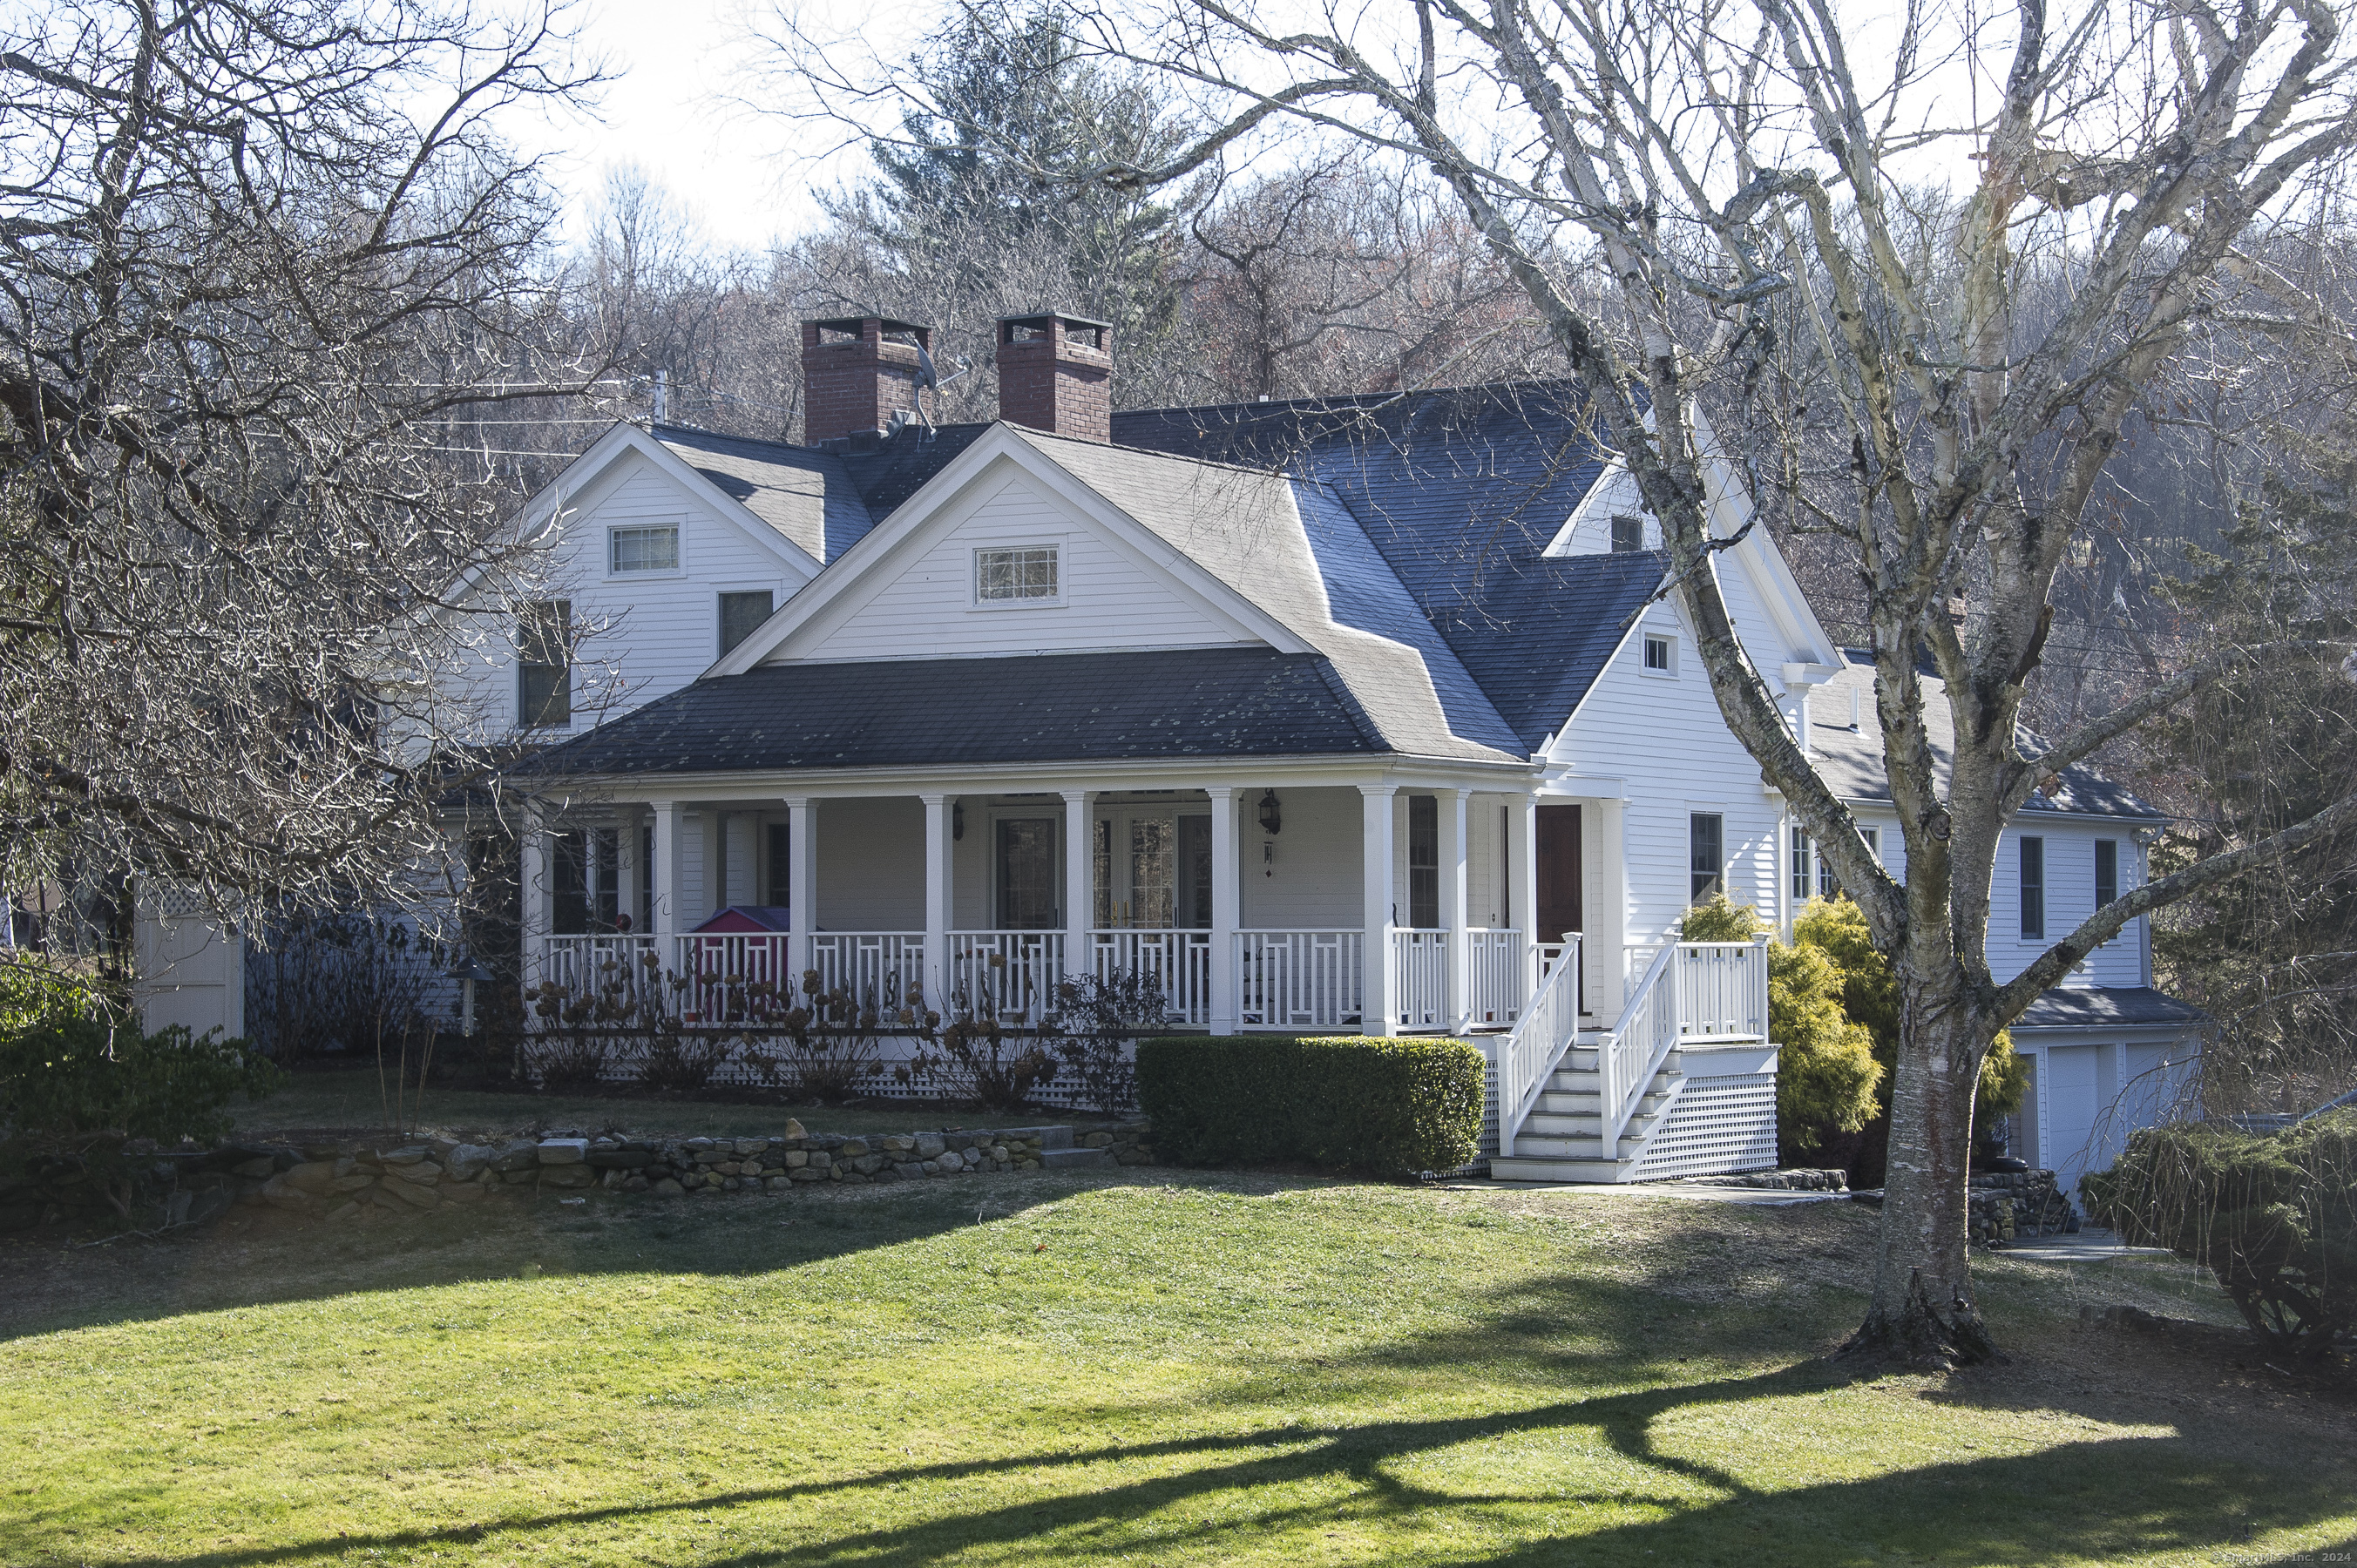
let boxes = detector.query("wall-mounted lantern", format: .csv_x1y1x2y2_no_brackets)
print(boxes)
952,800,965,841
1257,789,1283,835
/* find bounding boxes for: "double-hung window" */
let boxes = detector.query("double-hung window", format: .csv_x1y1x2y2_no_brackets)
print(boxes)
2095,838,2119,909
1790,825,1812,903
2019,836,2046,939
1407,795,1439,928
1690,813,1724,902
517,599,571,728
718,590,774,657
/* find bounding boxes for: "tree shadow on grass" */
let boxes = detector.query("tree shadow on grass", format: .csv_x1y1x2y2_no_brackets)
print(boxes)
78,1385,2357,1568
0,1168,1290,1342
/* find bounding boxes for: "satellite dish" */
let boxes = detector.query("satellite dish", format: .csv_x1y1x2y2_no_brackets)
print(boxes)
916,343,939,390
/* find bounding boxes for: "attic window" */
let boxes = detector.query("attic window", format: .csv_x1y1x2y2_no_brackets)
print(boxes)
977,545,1059,604
1610,514,1644,552
611,524,679,573
1642,634,1675,674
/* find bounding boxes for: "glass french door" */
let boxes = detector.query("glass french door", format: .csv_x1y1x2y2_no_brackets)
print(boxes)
1093,809,1211,928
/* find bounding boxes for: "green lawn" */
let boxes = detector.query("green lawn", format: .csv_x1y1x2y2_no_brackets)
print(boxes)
2,1172,2349,1567
234,1066,1125,1140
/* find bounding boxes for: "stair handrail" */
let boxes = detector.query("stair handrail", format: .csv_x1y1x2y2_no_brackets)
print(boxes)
1498,932,1583,1148
1602,939,1684,1155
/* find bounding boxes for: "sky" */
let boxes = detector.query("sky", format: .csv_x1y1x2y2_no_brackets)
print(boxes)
512,0,903,252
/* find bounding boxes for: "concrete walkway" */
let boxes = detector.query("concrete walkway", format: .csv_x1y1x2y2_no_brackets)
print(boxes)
1988,1227,2175,1264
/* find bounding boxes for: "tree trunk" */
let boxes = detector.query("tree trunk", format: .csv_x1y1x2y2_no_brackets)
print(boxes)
1846,985,1998,1368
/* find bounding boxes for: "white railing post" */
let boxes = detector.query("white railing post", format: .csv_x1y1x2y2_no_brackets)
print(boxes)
1753,932,1772,1039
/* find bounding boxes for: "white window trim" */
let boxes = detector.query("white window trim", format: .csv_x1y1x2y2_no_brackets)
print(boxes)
1640,628,1679,677
606,522,685,580
970,539,1067,611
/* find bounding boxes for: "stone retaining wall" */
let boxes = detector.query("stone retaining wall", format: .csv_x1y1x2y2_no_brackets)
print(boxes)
247,1121,1157,1220
1968,1167,2076,1244
1,1122,1155,1233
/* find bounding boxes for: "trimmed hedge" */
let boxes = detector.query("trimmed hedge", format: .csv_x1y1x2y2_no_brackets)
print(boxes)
1135,1034,1487,1176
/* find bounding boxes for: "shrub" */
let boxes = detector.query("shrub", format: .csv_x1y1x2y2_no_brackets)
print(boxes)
1136,1034,1486,1176
905,972,1053,1112
0,961,281,1146
2085,1113,2356,1362
1048,970,1163,1113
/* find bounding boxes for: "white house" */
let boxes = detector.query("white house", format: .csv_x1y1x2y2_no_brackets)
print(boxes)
143,311,2203,1191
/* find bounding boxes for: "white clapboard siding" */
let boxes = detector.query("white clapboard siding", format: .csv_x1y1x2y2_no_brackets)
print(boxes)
452,449,802,741
768,477,1256,663
1556,598,1784,949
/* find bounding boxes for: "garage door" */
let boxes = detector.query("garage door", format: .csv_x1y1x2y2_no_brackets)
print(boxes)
2043,1044,2102,1198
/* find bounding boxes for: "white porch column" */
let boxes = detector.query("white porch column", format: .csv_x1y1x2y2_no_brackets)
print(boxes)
1360,782,1398,1035
783,796,815,992
614,809,642,932
1061,789,1094,992
518,801,548,994
921,793,949,1012
1207,786,1239,1034
1595,797,1629,1019
1445,787,1470,1032
650,800,685,951
1507,792,1537,996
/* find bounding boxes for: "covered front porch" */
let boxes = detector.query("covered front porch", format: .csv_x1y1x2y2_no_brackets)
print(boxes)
519,777,1564,1036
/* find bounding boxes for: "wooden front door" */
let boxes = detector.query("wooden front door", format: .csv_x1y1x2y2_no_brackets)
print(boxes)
1536,804,1582,943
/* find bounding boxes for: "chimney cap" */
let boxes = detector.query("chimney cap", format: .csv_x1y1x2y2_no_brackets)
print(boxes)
806,314,931,337
997,310,1114,331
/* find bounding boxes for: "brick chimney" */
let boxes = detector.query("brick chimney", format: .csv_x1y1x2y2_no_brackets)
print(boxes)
995,313,1112,442
801,316,933,446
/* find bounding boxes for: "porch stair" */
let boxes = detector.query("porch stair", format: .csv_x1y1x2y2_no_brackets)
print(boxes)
1489,1039,1689,1182
1486,936,1770,1185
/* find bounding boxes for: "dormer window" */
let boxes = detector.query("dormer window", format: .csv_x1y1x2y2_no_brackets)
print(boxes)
610,524,679,573
1610,514,1644,551
976,544,1060,605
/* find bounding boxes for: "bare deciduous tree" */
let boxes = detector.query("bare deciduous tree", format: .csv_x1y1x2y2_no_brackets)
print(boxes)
0,0,609,936
835,0,2357,1362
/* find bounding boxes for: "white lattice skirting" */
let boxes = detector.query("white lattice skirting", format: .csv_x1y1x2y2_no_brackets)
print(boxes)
1633,1065,1780,1180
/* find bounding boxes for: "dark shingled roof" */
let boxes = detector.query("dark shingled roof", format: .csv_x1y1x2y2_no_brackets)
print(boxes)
1807,649,2164,821
2014,986,2207,1030
615,385,1665,760
542,648,1382,775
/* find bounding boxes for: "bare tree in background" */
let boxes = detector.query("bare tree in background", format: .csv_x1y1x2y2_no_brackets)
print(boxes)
805,0,2357,1363
0,0,609,938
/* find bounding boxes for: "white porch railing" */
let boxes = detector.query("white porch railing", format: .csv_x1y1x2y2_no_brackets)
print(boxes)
1673,937,1773,1041
1598,936,1771,1153
1466,928,1527,1027
809,932,925,1009
950,930,1065,1024
1498,932,1584,1146
542,934,660,1003
1236,929,1364,1030
668,933,794,1022
1089,929,1213,1026
1390,929,1451,1029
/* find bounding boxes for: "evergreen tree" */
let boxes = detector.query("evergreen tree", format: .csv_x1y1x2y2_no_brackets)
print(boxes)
2150,461,2357,1113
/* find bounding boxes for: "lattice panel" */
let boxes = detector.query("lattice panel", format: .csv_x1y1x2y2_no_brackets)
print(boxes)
156,885,208,920
1632,1072,1778,1180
